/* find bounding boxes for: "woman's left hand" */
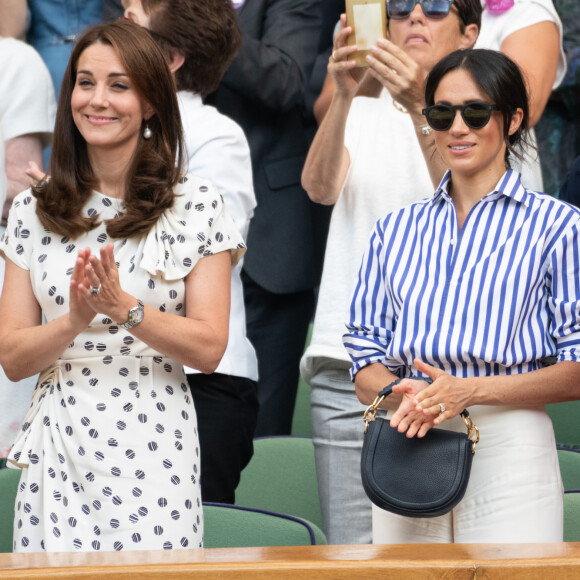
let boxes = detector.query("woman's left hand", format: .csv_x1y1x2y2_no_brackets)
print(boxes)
366,38,426,115
78,242,133,323
401,359,478,426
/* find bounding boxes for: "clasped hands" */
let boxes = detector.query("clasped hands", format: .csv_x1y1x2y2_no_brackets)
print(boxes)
69,243,132,333
389,359,478,438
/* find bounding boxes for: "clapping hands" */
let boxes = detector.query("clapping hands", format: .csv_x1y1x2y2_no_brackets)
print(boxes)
69,243,130,332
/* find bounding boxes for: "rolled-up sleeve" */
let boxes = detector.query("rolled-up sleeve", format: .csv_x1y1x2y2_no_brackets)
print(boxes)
342,219,396,380
548,218,580,362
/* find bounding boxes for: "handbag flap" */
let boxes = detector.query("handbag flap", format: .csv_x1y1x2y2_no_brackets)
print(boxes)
361,417,474,517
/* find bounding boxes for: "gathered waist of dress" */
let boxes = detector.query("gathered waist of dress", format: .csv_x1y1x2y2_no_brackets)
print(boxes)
49,354,185,387
55,353,174,364
9,355,186,469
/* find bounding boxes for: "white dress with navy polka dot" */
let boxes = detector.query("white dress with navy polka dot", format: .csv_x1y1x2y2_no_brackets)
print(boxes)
1,174,245,552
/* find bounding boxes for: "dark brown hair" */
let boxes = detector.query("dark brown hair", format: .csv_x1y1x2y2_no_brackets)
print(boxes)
34,19,185,239
425,48,531,168
453,0,482,32
142,0,242,96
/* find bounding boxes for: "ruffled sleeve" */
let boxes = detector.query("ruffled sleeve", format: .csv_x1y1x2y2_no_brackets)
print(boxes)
0,189,37,270
140,174,247,281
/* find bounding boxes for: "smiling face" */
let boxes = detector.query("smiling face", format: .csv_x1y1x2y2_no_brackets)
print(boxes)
431,68,522,182
71,42,153,162
388,4,477,72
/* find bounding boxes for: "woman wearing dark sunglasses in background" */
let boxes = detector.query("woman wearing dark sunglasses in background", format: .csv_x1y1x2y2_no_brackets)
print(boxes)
344,48,580,543
300,0,481,546
313,0,565,193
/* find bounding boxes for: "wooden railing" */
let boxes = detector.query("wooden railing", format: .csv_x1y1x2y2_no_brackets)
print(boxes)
1,543,580,579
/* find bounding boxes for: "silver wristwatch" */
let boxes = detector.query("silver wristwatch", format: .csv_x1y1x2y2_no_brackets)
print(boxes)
119,299,145,329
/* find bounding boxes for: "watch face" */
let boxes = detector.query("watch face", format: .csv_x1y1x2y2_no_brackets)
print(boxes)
121,300,144,329
130,305,144,325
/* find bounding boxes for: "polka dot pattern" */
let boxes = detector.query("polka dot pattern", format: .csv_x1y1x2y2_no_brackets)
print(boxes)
2,175,245,552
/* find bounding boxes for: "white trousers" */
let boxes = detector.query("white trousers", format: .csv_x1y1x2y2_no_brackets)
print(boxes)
372,405,563,543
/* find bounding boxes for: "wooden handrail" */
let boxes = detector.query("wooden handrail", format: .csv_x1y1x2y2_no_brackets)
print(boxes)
1,543,580,579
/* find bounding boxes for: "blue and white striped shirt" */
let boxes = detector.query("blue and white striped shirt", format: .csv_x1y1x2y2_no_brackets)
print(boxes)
343,169,580,380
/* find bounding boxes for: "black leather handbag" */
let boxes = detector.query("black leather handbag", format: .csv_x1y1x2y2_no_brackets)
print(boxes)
360,378,479,518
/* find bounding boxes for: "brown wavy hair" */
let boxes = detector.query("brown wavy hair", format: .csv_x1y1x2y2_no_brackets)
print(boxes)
34,19,185,239
141,0,241,96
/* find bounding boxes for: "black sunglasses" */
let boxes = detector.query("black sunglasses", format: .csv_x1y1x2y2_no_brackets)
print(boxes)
387,0,455,20
422,102,500,131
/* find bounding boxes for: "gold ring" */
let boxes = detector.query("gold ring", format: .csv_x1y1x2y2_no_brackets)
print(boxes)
331,50,338,62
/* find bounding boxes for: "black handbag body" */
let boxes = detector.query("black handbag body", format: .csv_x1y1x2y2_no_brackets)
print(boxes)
360,380,478,518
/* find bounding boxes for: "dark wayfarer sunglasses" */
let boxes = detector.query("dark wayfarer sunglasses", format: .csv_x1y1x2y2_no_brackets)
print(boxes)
422,102,500,131
387,0,455,20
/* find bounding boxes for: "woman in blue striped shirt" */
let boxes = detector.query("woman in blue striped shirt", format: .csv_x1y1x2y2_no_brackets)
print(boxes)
344,48,580,543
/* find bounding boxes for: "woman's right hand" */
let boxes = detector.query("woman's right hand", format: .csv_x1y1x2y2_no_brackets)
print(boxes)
389,378,435,438
69,248,97,333
329,14,368,96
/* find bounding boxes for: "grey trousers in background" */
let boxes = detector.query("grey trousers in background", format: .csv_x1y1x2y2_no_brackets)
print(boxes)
309,357,372,545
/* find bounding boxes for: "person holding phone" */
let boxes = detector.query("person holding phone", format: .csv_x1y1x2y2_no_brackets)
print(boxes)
300,0,482,545
344,48,580,543
313,0,566,190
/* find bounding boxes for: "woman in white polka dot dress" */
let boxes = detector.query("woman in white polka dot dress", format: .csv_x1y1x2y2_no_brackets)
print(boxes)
0,20,244,552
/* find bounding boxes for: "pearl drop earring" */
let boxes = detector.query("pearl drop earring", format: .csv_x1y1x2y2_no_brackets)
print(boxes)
143,123,152,139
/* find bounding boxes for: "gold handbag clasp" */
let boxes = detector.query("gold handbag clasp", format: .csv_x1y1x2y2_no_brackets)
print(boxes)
363,393,386,433
461,413,480,454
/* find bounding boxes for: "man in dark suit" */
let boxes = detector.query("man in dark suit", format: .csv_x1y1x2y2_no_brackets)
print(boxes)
206,0,331,436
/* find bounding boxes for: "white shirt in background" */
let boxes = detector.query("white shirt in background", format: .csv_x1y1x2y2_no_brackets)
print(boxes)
178,91,258,381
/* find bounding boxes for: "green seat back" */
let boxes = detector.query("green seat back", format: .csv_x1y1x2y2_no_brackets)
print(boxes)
291,375,313,438
235,436,322,531
0,471,327,552
558,448,580,491
564,491,580,542
546,401,580,449
0,466,20,553
292,323,313,437
203,503,327,547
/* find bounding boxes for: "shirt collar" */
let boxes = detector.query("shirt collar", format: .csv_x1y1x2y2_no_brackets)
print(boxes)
431,170,453,204
177,91,203,109
431,168,531,207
